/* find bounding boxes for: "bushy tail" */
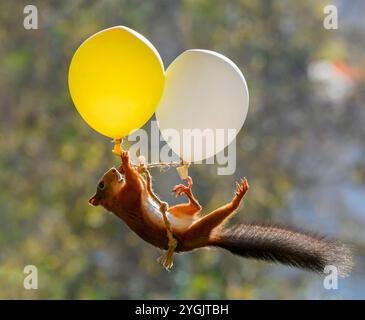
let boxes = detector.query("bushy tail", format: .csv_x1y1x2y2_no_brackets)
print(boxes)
209,224,353,277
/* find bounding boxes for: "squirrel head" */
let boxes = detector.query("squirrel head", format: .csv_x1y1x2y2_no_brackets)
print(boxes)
89,167,124,208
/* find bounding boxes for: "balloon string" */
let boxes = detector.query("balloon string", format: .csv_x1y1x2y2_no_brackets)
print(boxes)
141,161,184,169
111,141,189,168
140,166,177,270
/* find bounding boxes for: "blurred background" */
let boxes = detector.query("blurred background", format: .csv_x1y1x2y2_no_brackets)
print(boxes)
0,0,364,299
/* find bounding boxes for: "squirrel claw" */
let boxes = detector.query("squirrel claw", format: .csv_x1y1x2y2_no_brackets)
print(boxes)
172,176,193,197
187,176,193,188
235,177,249,198
121,150,130,164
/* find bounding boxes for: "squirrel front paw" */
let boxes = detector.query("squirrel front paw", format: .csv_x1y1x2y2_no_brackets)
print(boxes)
232,178,249,207
172,176,193,197
121,150,130,165
235,178,249,197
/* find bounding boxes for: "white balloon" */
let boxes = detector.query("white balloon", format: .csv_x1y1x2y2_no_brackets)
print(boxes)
155,49,249,163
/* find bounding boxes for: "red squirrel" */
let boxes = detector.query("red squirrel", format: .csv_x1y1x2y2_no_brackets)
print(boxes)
89,151,353,276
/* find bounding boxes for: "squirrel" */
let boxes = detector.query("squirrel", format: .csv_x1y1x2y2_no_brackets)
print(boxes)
89,151,353,276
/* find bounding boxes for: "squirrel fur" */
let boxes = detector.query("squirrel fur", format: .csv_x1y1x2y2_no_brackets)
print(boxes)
89,151,353,276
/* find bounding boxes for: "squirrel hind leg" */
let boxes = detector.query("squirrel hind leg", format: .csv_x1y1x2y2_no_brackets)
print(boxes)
178,178,249,250
180,203,238,250
168,203,201,218
170,176,202,217
232,178,249,208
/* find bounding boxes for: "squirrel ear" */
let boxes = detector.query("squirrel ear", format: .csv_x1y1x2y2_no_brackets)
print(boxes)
88,194,100,206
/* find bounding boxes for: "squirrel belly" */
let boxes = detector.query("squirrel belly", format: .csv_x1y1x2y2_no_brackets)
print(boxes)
110,191,198,252
142,196,197,232
137,195,201,252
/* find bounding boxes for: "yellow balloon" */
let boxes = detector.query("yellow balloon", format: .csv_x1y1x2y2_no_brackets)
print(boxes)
68,26,165,138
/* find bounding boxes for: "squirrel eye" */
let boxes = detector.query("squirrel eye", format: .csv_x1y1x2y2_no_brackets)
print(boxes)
98,181,105,190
